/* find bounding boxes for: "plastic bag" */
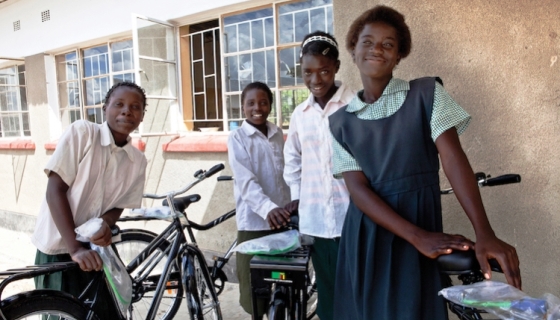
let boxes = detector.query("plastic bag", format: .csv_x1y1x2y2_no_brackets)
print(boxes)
130,206,173,219
439,280,560,320
233,229,301,255
75,218,132,317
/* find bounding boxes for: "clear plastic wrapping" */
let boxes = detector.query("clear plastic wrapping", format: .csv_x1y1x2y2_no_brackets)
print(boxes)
233,229,301,255
75,218,132,317
439,280,560,320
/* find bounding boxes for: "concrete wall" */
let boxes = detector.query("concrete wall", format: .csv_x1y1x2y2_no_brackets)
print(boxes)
333,0,560,298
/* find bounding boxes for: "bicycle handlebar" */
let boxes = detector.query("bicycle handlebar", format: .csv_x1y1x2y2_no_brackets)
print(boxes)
481,174,521,186
142,163,225,200
441,173,521,194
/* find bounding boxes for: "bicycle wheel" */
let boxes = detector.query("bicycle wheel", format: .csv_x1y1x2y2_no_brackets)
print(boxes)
114,229,183,320
306,259,317,320
267,290,287,320
1,290,97,320
186,247,223,320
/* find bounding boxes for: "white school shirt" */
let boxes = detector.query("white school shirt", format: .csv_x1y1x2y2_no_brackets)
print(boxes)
31,120,147,255
283,83,355,238
227,120,290,231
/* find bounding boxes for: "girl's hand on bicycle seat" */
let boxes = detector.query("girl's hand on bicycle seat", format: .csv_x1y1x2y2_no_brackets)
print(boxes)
474,234,521,290
413,231,474,259
90,220,113,247
267,208,291,230
71,247,103,272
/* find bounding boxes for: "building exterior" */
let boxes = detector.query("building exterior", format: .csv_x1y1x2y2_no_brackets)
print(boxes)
1,0,559,299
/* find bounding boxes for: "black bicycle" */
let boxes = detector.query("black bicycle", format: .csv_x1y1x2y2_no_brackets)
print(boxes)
117,176,318,320
438,172,522,320
247,213,315,320
0,164,226,320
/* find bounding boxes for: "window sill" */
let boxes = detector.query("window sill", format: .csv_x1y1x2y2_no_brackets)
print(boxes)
44,138,146,152
162,134,229,153
0,139,36,150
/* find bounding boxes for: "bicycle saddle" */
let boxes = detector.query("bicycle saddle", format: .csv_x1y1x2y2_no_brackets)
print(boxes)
437,250,502,275
162,194,201,213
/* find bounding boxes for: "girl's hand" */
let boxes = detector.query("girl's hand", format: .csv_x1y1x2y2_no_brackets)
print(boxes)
266,208,291,229
71,247,103,272
90,220,112,247
413,231,474,259
283,200,299,214
474,235,521,290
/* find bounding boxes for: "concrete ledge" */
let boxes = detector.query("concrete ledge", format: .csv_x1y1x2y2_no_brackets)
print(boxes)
162,135,228,153
0,210,36,234
0,139,36,150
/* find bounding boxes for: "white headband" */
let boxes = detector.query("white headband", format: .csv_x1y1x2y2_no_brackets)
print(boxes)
300,35,338,58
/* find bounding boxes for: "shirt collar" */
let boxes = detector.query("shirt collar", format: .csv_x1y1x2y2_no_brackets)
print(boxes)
100,121,136,161
346,78,409,113
240,120,278,139
302,81,346,111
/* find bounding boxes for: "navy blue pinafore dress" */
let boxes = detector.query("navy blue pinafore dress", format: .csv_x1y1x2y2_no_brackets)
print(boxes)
329,77,448,320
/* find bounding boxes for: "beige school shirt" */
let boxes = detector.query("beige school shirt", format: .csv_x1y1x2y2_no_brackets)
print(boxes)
31,120,147,255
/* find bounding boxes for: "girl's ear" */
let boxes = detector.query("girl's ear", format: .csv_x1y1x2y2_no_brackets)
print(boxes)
335,60,341,73
396,55,402,65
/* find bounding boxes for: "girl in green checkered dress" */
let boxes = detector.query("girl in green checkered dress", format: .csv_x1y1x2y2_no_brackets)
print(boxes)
328,5,521,319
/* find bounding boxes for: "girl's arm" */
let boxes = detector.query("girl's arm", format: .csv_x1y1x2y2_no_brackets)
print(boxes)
46,172,103,271
436,128,521,289
342,171,474,258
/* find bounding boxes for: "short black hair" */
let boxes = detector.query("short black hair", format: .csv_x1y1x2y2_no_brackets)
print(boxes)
346,5,412,59
103,81,147,109
241,81,273,105
300,31,339,62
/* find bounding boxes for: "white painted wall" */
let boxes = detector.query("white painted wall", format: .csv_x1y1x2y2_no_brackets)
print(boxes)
0,0,264,60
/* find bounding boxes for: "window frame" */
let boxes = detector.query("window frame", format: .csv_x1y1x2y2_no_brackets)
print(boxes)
55,38,136,129
0,64,30,138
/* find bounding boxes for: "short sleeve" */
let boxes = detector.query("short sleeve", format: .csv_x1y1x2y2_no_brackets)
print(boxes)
332,133,362,179
44,121,92,186
430,82,472,141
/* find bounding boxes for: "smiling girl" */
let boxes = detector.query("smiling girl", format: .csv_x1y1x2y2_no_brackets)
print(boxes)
283,31,354,320
329,6,521,319
227,81,294,319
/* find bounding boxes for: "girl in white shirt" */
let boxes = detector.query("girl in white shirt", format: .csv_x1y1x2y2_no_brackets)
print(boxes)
227,81,295,319
283,31,355,320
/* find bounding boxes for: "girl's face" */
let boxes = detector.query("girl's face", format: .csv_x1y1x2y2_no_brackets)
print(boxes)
103,86,145,143
352,22,401,81
301,54,340,100
243,88,271,126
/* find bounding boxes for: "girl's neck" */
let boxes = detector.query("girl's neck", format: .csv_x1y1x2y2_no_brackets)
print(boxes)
314,84,339,109
360,76,392,104
247,121,268,137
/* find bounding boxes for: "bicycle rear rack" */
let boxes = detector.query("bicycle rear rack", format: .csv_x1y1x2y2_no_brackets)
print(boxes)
0,262,78,300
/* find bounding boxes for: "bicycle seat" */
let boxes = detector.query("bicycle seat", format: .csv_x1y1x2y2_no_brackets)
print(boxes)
437,250,502,275
162,194,201,213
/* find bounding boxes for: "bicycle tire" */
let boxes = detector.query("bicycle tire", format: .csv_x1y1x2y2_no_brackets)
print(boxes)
185,246,223,320
114,229,183,320
1,289,97,320
306,259,317,320
268,296,287,320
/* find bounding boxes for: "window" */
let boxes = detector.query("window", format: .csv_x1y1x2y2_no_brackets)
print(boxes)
56,39,135,127
181,0,333,131
183,20,223,131
0,65,30,138
223,0,333,129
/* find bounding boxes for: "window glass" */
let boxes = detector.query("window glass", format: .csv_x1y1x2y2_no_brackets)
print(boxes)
56,39,135,128
0,65,29,137
182,0,333,130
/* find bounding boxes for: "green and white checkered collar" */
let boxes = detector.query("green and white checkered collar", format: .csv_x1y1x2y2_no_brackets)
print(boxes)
346,78,409,113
